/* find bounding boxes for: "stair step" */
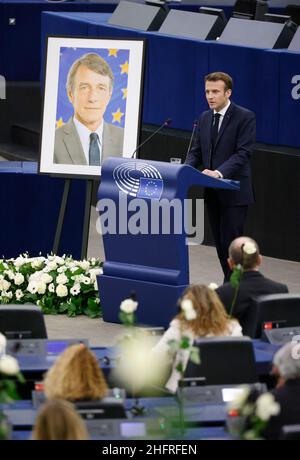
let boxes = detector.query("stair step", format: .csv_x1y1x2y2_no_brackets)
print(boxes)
0,143,39,162
11,122,40,149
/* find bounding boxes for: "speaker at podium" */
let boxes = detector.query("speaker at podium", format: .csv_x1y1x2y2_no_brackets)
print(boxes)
108,0,169,31
219,17,297,48
158,9,227,41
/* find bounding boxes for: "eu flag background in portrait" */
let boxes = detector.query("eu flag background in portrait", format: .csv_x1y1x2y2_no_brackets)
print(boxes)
55,47,129,129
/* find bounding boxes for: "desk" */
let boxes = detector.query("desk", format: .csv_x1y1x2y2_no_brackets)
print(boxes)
41,11,300,148
0,162,86,258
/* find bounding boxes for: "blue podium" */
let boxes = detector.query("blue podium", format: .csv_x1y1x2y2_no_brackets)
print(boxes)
97,158,239,327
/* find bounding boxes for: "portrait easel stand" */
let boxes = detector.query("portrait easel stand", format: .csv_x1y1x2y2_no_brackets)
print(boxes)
52,177,94,260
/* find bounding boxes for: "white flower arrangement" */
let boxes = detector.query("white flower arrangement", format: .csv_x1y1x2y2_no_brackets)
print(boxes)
0,254,103,318
227,386,280,439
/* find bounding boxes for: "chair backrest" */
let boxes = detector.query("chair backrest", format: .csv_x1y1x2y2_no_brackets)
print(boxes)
184,336,257,385
252,294,300,338
0,305,47,339
280,424,300,440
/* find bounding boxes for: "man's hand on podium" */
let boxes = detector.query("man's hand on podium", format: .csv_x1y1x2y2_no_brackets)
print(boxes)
202,169,222,178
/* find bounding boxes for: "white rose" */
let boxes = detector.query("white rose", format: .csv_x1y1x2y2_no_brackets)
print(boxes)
255,393,280,421
70,266,80,273
48,283,55,293
88,268,103,282
181,299,194,312
56,274,68,285
184,307,197,321
243,242,257,255
31,259,43,269
70,283,81,296
15,289,24,300
120,299,138,314
0,355,19,375
0,332,6,355
79,261,90,271
56,284,68,297
14,256,26,268
208,282,218,290
57,266,67,273
41,273,53,284
4,270,15,280
0,279,11,291
37,282,47,295
3,291,13,299
14,273,25,286
47,261,57,271
54,256,65,265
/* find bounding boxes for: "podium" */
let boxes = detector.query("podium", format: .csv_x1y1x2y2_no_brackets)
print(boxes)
97,158,239,327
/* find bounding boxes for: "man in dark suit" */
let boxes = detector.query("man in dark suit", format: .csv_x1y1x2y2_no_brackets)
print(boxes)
54,52,124,166
263,342,300,439
216,236,288,333
185,72,256,280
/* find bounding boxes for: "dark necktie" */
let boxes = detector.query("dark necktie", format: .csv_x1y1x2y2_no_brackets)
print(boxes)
211,113,221,151
89,132,100,166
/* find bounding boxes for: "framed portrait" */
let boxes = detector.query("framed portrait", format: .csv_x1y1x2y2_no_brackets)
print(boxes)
39,36,145,177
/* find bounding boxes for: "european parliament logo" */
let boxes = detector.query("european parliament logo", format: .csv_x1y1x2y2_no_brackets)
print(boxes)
113,162,164,199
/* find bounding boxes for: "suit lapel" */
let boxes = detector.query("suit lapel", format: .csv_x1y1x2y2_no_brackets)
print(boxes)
214,103,235,150
63,119,87,165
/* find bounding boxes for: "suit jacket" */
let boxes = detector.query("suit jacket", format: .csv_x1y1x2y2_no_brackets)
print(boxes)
216,271,288,333
54,118,124,165
185,102,256,206
263,379,300,440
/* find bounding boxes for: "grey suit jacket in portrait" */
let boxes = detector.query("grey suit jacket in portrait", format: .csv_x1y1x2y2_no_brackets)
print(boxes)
53,117,124,165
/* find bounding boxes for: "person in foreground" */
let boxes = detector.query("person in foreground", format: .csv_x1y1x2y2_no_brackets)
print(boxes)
32,399,89,440
185,72,256,281
152,284,242,393
216,236,288,333
262,341,300,440
54,52,124,166
43,343,108,401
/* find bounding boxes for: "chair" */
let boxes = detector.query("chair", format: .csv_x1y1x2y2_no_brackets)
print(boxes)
0,304,47,339
184,337,258,385
280,424,300,440
251,293,300,339
75,397,127,419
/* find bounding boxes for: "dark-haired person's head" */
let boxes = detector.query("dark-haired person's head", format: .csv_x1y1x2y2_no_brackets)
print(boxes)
204,72,233,112
228,236,261,271
66,53,114,132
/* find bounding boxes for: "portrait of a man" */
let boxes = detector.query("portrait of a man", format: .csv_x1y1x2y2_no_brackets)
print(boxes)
54,52,124,166
39,37,144,177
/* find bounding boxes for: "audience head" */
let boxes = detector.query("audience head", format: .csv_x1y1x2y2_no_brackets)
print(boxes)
43,343,108,402
32,399,89,440
272,342,300,386
177,284,231,336
228,236,261,271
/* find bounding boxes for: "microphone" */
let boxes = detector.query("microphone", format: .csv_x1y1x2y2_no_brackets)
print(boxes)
131,118,172,158
184,119,198,163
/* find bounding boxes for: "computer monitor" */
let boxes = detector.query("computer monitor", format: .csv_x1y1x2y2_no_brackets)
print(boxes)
233,0,268,21
264,13,292,23
0,305,47,339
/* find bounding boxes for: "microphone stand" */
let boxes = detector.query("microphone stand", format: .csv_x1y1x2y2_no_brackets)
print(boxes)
183,120,198,163
131,119,172,159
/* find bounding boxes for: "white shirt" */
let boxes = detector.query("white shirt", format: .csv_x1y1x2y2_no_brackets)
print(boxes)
214,100,231,131
213,100,231,178
73,117,103,164
152,317,243,393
